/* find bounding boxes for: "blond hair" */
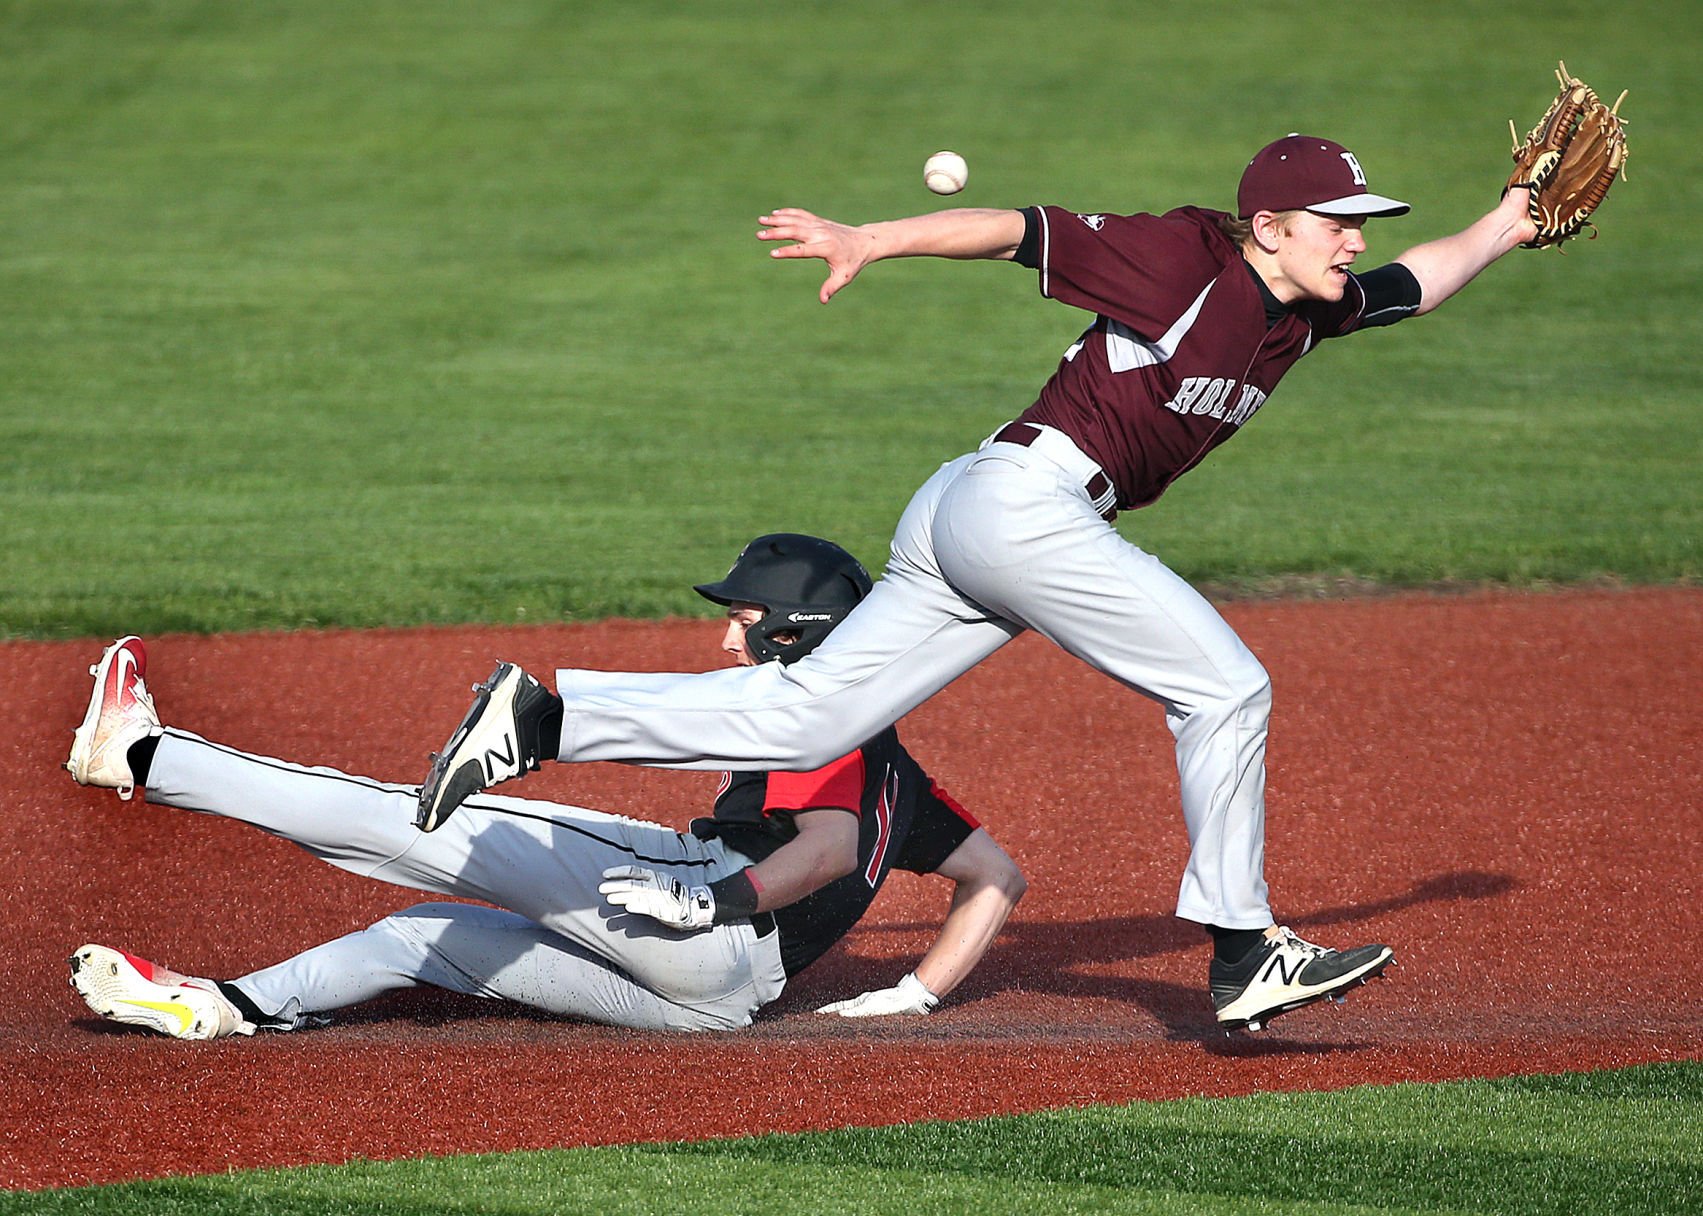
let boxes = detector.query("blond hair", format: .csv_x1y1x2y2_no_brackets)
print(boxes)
1217,209,1304,251
1216,213,1255,245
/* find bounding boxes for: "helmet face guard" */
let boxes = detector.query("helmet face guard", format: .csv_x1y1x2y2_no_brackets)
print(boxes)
693,534,873,664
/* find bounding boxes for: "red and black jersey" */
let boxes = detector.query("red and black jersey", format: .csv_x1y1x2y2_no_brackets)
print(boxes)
690,726,980,976
1014,204,1414,510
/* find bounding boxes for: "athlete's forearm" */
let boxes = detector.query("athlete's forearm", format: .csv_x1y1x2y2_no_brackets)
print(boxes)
856,208,1027,264
1394,189,1537,315
745,810,859,911
912,861,1026,999
760,206,1026,304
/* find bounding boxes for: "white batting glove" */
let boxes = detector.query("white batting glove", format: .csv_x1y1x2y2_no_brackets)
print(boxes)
598,865,714,931
816,971,939,1017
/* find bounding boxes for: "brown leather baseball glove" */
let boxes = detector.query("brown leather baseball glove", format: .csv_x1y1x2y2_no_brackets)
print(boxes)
1506,62,1629,249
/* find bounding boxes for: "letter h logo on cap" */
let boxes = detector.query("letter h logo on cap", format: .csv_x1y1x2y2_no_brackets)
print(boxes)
1237,134,1409,218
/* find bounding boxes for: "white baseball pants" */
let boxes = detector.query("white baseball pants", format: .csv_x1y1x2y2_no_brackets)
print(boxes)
146,730,785,1031
560,426,1273,929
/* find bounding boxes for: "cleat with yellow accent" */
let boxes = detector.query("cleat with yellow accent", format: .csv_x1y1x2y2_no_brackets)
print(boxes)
68,944,255,1040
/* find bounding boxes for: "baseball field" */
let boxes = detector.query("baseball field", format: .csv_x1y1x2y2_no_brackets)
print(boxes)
2,1,1698,1212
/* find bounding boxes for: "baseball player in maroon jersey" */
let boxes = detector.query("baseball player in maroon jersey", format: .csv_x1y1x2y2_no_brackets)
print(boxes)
418,136,1544,1032
64,536,1024,1038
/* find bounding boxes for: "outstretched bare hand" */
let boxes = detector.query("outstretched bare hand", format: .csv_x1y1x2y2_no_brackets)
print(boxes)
758,208,873,303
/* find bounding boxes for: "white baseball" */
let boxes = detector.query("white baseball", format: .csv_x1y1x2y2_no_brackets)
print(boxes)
923,150,968,195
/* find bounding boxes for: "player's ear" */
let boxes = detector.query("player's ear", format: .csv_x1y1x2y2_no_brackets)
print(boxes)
1250,211,1284,253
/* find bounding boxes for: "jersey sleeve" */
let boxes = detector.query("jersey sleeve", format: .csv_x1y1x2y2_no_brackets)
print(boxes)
1307,262,1422,339
891,777,980,874
1011,206,1042,268
761,752,865,816
1353,262,1422,328
1031,205,1226,336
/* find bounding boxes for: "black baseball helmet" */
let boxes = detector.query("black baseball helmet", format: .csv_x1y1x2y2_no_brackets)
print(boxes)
694,533,873,664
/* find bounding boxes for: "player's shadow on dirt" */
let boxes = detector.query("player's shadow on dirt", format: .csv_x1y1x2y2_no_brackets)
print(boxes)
802,869,1515,1042
214,868,1513,1042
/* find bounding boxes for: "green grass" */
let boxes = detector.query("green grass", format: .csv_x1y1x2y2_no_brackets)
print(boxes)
5,1062,1697,1213
1,0,1698,638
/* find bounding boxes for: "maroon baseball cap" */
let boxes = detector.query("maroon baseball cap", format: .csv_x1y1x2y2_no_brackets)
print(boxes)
1237,134,1410,219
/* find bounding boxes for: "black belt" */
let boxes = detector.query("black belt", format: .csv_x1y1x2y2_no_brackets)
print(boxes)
751,912,776,938
992,422,1118,521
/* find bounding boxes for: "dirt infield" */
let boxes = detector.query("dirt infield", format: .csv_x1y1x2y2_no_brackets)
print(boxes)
4,587,1699,1190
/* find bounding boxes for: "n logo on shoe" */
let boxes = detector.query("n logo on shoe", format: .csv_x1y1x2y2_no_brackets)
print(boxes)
481,737,516,782
1262,952,1305,987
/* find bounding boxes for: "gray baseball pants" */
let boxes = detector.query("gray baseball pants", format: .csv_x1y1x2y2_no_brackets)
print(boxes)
559,425,1273,929
146,730,785,1031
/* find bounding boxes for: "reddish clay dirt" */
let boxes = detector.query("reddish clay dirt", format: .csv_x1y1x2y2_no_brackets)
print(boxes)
3,587,1699,1190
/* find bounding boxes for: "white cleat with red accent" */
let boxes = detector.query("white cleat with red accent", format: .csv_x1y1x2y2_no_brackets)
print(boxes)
68,944,254,1040
65,636,160,800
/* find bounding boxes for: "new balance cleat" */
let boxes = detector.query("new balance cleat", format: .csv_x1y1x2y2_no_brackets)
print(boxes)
1210,927,1394,1032
65,636,160,800
69,944,255,1040
416,662,555,833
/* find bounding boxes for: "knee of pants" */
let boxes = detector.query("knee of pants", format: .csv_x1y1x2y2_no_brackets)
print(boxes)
364,902,486,954
1230,666,1272,722
381,901,463,927
1178,664,1272,730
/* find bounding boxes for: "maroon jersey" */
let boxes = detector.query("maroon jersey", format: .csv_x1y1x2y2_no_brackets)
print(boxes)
1018,205,1401,509
691,726,980,976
